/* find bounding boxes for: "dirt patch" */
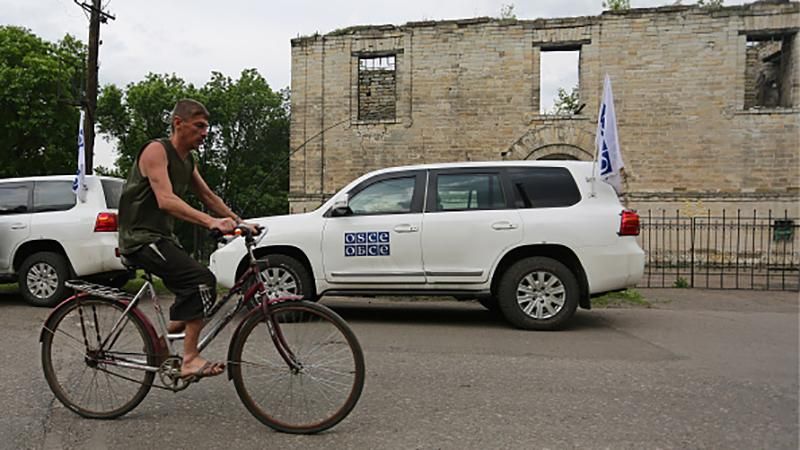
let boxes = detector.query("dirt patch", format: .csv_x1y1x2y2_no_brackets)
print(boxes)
638,288,799,313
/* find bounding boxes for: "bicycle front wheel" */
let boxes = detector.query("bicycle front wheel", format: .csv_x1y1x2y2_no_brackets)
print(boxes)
230,301,365,434
41,296,155,419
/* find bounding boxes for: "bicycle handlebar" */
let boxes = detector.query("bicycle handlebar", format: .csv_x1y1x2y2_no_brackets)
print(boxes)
209,224,266,246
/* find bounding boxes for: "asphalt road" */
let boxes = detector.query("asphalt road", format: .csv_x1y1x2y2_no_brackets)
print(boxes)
0,288,797,450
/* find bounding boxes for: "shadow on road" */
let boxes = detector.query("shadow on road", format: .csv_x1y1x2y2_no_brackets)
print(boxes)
323,299,610,331
0,285,27,307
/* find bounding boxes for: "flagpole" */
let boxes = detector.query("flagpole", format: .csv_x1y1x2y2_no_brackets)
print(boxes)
72,109,87,202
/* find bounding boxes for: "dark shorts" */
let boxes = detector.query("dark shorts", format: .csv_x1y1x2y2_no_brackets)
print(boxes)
125,239,216,321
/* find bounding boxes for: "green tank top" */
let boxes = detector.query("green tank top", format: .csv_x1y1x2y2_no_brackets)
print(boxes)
118,138,195,254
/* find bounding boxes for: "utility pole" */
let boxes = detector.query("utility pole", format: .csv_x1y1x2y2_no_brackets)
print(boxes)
75,0,114,175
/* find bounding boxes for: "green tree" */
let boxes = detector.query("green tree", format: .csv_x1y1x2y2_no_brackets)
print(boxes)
97,73,196,174
97,69,289,259
603,0,631,11
499,4,516,19
697,0,724,9
0,26,86,177
551,85,582,115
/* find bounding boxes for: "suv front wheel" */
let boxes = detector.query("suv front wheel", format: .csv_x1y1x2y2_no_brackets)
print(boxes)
19,252,71,307
258,254,316,301
497,256,579,331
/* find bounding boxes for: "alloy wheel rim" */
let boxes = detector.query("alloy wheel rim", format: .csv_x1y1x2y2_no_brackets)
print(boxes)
515,270,565,320
27,262,59,299
262,267,298,299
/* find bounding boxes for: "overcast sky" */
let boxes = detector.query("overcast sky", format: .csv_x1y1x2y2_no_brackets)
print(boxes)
4,0,748,167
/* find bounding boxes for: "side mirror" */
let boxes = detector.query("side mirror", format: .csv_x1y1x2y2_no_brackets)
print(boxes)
331,195,351,217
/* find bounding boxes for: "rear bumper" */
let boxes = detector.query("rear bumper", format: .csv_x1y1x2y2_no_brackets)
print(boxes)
582,241,645,294
66,234,126,276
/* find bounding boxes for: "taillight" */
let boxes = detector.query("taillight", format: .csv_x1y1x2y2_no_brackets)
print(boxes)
95,212,118,232
619,209,640,236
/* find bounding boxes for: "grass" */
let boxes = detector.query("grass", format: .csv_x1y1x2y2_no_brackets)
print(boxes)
122,271,171,295
592,288,651,308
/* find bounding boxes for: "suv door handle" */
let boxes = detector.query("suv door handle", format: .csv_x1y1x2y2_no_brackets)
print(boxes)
394,224,419,233
10,223,27,230
491,221,518,231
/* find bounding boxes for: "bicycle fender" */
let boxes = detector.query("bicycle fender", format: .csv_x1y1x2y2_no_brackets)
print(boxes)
39,292,89,342
39,294,163,358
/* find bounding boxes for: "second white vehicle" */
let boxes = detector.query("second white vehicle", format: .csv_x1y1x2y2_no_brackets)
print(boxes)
210,161,645,330
0,175,131,306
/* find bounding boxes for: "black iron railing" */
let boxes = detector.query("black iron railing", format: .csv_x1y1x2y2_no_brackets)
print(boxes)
637,209,799,291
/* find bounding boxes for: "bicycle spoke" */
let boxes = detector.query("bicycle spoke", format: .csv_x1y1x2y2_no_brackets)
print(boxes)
42,297,155,419
231,302,364,433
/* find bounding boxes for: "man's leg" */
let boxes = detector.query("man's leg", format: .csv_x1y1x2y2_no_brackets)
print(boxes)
167,321,185,334
181,319,224,376
125,240,223,377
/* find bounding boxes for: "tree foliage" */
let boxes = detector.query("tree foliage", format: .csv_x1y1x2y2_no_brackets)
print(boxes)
97,69,289,259
499,4,516,19
603,0,631,11
0,26,86,177
697,0,724,9
551,85,582,115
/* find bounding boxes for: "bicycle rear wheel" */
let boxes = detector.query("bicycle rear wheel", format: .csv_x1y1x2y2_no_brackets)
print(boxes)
41,296,155,419
230,301,365,434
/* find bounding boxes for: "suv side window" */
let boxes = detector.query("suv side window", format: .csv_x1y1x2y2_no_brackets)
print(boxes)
349,176,416,215
33,181,76,212
0,183,31,215
434,173,506,211
101,179,123,209
508,167,581,208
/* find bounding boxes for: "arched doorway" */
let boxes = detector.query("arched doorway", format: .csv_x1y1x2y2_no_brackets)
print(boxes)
504,123,595,162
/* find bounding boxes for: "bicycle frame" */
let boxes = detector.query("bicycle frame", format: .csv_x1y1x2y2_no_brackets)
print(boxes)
58,227,302,376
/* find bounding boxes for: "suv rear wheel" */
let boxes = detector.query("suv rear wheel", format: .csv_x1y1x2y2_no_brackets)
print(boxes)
19,252,71,307
497,256,579,331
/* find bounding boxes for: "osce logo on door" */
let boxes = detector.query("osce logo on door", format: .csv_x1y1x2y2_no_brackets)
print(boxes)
344,231,390,257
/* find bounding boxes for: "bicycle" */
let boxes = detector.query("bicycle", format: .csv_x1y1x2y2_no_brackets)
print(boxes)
39,225,365,434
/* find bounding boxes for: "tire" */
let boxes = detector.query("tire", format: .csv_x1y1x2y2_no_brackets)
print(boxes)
259,254,316,300
230,301,365,434
19,251,71,307
477,297,501,314
41,296,155,419
497,257,579,331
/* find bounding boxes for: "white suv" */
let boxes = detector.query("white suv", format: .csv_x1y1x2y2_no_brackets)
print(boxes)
210,161,645,330
0,175,131,306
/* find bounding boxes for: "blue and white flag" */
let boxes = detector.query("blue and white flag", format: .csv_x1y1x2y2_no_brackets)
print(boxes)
72,110,88,202
595,74,625,194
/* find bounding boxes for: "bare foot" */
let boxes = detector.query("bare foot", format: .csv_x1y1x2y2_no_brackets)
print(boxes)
180,356,225,378
167,320,185,334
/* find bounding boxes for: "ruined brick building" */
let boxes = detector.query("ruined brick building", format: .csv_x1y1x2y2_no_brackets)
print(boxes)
288,1,799,216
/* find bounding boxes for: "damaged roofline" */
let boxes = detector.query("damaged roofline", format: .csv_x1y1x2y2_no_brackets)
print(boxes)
291,1,798,46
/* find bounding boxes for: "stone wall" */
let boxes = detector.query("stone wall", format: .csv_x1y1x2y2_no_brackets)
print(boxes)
289,2,800,217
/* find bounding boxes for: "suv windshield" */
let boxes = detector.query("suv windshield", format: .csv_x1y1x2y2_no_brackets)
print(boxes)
101,179,124,209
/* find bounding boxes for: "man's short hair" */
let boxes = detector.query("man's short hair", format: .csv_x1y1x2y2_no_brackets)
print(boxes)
170,99,209,131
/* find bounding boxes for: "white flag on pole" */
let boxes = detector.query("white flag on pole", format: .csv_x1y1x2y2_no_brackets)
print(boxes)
595,74,625,194
72,110,88,202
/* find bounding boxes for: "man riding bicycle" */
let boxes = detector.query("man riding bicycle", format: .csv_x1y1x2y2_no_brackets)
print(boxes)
118,99,251,380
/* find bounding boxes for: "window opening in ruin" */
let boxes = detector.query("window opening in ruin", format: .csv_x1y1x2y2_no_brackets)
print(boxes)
540,49,580,115
744,33,796,109
358,55,396,121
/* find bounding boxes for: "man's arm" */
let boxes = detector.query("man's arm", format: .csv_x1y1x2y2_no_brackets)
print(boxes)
189,167,241,223
139,142,236,232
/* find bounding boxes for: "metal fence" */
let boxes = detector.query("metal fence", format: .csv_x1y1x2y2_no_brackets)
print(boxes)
637,209,799,291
